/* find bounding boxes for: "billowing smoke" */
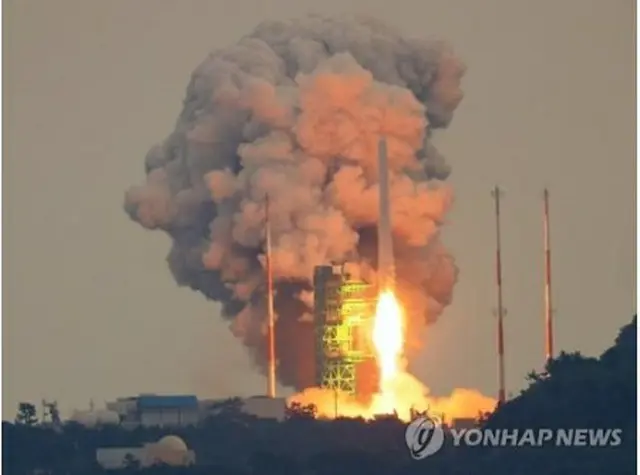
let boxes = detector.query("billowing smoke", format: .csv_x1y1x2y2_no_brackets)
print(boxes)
124,15,465,389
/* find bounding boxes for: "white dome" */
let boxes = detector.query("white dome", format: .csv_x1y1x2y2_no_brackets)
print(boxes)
151,435,191,466
157,435,188,452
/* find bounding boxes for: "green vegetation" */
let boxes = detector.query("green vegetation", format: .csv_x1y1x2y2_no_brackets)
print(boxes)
14,403,38,426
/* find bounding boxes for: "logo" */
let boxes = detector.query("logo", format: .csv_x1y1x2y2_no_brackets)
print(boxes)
404,416,445,459
403,422,623,461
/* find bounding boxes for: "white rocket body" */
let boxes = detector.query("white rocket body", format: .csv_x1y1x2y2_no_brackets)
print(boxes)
377,137,395,290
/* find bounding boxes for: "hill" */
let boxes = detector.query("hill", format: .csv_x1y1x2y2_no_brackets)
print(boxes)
3,317,636,475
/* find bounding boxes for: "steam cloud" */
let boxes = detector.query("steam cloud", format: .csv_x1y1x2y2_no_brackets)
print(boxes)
124,15,465,389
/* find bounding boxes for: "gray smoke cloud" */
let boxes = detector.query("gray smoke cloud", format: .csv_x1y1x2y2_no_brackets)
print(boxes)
124,15,464,388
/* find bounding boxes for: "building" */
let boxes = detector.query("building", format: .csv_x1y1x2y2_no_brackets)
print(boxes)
106,394,200,428
240,396,287,421
69,409,120,427
105,396,138,426
313,264,379,403
103,394,295,427
96,435,196,469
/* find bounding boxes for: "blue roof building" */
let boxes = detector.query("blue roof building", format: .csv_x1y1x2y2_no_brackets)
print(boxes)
105,394,202,428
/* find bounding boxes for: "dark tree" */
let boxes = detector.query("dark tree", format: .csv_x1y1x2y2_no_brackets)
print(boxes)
15,402,38,426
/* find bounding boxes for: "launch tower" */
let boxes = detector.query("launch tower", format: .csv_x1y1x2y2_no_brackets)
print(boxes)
313,264,379,401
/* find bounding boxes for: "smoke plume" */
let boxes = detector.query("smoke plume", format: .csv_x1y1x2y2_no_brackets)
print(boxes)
290,373,497,421
125,15,465,389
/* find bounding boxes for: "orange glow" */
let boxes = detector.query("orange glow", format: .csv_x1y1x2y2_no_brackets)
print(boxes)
288,290,497,422
372,289,404,413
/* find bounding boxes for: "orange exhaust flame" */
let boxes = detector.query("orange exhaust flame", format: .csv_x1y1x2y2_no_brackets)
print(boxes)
288,290,497,422
372,289,404,414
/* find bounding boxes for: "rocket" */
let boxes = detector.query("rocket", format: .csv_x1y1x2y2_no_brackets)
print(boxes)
377,137,395,291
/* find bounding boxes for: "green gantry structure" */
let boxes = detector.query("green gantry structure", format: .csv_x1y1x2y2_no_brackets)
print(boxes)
313,265,377,395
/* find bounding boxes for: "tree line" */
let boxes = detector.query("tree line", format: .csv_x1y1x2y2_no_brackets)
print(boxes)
3,317,636,475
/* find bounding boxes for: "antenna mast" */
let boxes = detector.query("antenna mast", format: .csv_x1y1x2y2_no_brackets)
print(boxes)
543,188,554,363
491,186,506,405
265,195,276,398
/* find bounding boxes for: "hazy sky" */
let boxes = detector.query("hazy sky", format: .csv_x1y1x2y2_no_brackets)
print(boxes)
4,0,635,418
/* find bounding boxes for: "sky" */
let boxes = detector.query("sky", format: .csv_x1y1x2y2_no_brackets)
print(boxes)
3,0,636,418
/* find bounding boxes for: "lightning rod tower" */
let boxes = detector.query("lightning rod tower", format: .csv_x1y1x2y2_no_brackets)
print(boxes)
543,188,554,364
265,195,276,398
491,186,506,405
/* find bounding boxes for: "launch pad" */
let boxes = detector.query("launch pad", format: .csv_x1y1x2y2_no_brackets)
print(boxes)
313,264,380,402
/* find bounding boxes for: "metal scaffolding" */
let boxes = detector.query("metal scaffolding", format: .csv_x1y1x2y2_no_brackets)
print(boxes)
313,265,377,395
